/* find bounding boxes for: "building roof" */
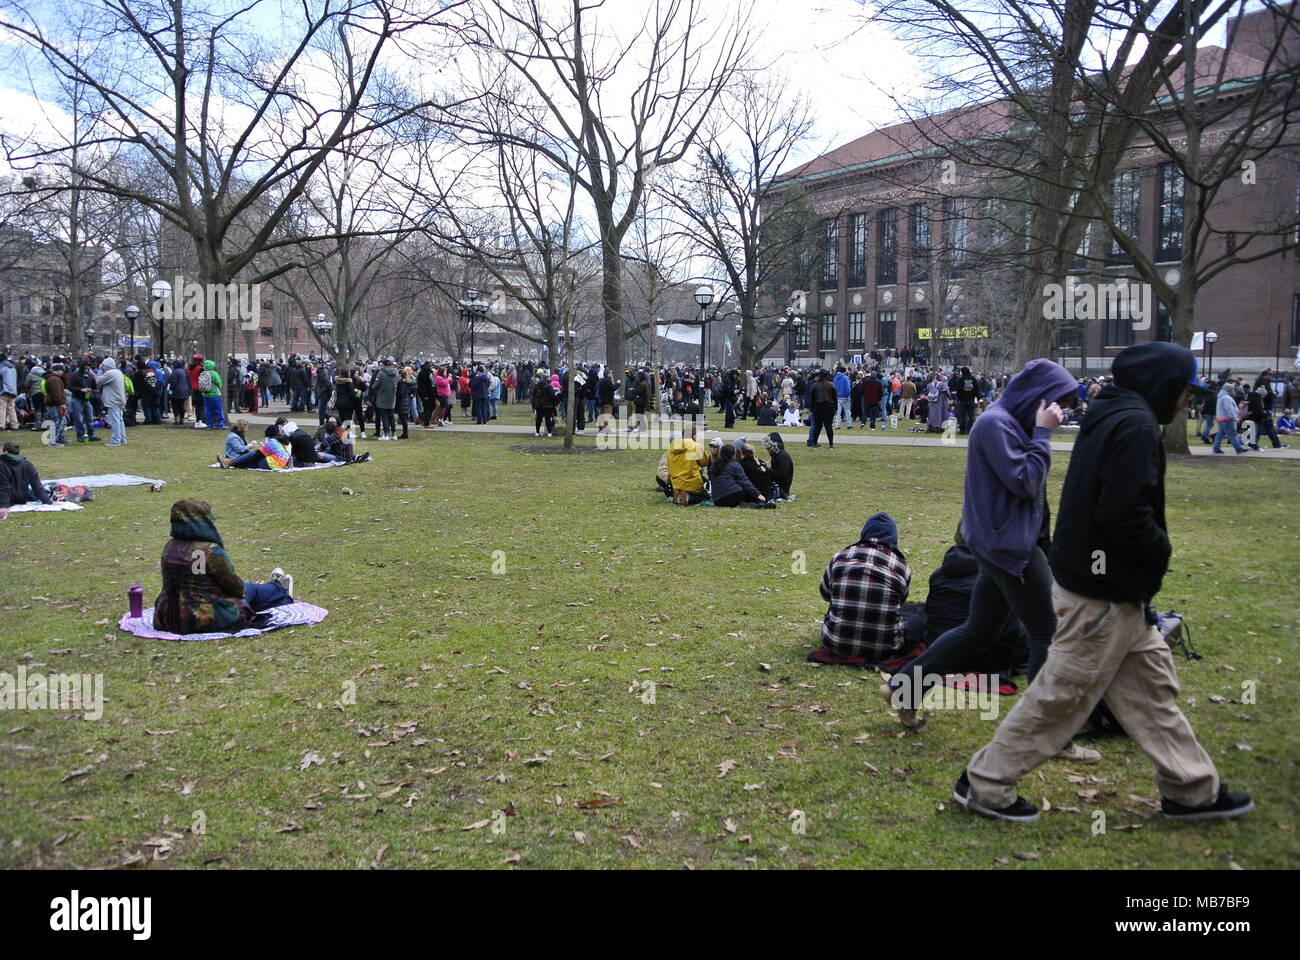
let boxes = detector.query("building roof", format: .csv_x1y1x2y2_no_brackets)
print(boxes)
776,8,1289,190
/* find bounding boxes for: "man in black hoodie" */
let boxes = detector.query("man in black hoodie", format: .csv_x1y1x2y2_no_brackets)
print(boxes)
955,342,1252,823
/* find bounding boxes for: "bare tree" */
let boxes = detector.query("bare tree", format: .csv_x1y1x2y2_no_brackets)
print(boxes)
448,0,754,375
1,0,466,359
661,73,824,369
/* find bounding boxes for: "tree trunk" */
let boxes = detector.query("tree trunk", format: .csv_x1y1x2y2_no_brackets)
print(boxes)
601,239,625,375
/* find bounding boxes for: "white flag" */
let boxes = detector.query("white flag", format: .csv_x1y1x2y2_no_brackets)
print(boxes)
724,335,733,356
1190,331,1204,350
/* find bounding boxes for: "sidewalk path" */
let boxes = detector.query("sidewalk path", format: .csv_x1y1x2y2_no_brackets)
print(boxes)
227,408,1300,458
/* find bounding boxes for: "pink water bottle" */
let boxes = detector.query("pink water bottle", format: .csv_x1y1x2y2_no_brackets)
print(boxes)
128,584,144,619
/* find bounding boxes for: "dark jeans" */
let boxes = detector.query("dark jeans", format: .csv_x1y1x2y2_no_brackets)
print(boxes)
713,489,758,507
229,449,268,469
810,403,836,446
862,402,882,429
243,580,293,611
472,397,489,424
723,398,735,429
378,407,396,436
534,409,555,434
1248,416,1283,449
957,401,977,434
889,547,1056,710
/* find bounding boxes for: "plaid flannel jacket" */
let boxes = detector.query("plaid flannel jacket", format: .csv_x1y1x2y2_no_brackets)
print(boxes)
819,539,912,659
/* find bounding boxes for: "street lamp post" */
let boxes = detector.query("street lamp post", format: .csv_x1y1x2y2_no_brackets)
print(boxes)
458,288,490,364
83,327,95,356
151,279,172,358
780,306,803,368
124,304,140,359
694,285,714,372
1205,331,1219,379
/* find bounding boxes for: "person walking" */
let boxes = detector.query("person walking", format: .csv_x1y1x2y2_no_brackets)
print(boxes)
884,359,1087,764
954,342,1253,823
1211,378,1247,454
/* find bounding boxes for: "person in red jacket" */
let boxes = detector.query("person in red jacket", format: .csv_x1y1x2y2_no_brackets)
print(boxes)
186,354,206,423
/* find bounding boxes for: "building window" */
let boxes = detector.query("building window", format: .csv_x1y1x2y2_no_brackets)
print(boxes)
847,312,866,349
1157,307,1172,342
1106,313,1135,347
877,208,899,285
946,197,970,279
820,313,837,351
819,217,838,290
260,327,274,337
19,296,31,314
847,213,867,287
876,310,897,349
909,203,931,282
1110,169,1141,261
1157,162,1184,262
794,322,810,350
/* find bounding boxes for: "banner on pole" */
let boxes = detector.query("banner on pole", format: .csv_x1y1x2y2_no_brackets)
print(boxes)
655,323,702,345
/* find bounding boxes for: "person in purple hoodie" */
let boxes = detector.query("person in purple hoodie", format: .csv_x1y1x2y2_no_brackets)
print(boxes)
883,359,1084,748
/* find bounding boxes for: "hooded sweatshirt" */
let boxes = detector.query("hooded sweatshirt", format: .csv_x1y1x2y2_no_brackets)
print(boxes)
0,357,17,396
1050,341,1190,605
959,358,1076,576
0,451,53,507
97,358,127,409
201,359,223,397
153,499,253,634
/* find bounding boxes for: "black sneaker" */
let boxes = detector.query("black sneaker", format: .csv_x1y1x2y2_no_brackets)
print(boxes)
1161,784,1253,821
952,770,1040,822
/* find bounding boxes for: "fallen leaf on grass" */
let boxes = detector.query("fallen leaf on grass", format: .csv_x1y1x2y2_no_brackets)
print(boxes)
717,759,737,778
61,767,92,783
463,819,491,831
1012,851,1039,861
575,797,619,809
275,821,301,833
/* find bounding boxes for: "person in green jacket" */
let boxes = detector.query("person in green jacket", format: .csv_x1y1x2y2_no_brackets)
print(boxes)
200,359,226,430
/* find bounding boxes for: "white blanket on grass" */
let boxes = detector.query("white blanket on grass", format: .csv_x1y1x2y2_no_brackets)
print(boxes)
47,474,164,488
208,460,348,472
7,501,84,512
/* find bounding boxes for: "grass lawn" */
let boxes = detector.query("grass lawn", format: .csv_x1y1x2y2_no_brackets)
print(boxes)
1,418,1297,870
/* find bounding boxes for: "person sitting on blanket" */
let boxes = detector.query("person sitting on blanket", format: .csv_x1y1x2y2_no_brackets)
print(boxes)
813,512,925,666
219,424,274,469
153,498,295,634
275,417,338,467
318,419,370,464
0,440,54,518
217,420,258,469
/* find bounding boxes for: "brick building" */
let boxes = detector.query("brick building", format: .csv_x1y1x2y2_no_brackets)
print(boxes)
765,4,1300,376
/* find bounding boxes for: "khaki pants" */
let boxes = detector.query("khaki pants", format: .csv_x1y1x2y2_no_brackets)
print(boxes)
0,394,17,429
900,397,914,419
968,583,1219,810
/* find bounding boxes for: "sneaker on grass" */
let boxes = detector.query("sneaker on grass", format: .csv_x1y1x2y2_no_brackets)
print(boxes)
1161,784,1253,821
952,770,1040,822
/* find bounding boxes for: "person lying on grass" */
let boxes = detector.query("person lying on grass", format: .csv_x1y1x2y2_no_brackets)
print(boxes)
0,439,54,518
153,498,295,634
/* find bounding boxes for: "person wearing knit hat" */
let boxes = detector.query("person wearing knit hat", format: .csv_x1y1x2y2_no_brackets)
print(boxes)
811,512,923,667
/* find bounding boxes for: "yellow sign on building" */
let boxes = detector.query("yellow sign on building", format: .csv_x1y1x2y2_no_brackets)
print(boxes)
916,325,989,340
